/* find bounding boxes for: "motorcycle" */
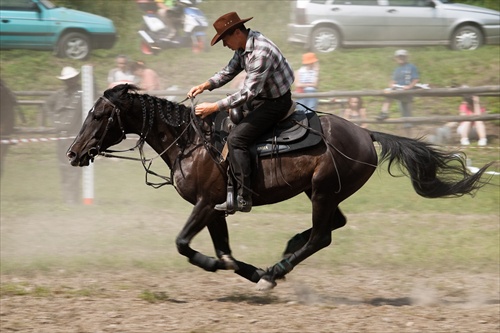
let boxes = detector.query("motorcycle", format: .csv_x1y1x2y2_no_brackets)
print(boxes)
137,0,208,55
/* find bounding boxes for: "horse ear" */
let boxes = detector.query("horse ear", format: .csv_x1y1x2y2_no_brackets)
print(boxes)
119,83,131,97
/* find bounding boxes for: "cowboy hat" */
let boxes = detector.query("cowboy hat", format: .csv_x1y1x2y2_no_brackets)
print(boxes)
210,12,253,46
394,49,409,57
57,66,80,80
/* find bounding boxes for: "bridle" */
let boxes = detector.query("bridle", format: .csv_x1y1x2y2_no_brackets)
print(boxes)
89,93,210,188
88,96,127,159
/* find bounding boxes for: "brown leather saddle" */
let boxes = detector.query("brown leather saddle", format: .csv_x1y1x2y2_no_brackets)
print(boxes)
214,103,323,158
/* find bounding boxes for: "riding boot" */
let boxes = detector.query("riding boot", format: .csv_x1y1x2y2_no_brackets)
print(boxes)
214,147,252,213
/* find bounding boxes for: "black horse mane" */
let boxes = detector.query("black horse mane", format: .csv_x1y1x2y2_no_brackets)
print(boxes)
104,84,191,128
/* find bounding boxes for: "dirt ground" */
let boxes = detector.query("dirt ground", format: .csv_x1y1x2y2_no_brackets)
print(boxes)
1,265,499,333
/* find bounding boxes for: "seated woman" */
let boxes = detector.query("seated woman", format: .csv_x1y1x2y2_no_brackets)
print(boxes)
457,95,487,146
343,96,367,128
131,61,161,91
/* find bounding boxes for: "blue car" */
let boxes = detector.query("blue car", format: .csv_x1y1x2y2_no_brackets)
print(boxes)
0,0,116,60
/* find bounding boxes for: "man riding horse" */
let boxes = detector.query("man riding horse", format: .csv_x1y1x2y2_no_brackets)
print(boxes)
187,12,295,213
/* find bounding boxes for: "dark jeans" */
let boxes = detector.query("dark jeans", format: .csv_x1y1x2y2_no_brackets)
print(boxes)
227,91,292,196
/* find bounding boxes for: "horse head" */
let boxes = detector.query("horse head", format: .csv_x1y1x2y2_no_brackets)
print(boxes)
67,84,137,167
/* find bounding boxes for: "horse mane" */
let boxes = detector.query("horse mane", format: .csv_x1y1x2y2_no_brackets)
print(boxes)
104,84,191,128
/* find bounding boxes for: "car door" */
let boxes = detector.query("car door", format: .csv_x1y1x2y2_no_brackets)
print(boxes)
0,0,50,48
384,0,448,42
323,0,389,44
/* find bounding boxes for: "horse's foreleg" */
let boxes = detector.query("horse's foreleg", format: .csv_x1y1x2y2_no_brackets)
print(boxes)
206,214,239,270
176,204,230,272
206,212,268,282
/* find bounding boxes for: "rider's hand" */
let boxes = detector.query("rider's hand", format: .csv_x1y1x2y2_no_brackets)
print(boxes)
195,102,219,119
187,82,210,98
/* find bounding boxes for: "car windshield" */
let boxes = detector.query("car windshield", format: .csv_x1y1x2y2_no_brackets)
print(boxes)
40,0,56,9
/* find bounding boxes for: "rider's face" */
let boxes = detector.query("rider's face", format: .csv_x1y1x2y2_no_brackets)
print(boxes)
222,30,242,51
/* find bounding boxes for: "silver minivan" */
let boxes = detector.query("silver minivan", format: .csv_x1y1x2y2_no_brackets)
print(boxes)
287,0,500,53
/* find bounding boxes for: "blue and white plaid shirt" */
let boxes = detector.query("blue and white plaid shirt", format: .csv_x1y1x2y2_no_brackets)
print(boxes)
208,29,294,111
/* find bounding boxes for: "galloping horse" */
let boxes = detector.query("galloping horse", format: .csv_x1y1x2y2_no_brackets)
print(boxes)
67,84,490,290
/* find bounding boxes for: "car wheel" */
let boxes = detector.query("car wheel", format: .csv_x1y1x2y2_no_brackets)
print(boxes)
310,26,340,53
58,32,91,60
450,25,483,51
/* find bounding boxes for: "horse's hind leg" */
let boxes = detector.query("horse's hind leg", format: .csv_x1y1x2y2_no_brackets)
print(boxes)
257,194,341,290
282,207,346,259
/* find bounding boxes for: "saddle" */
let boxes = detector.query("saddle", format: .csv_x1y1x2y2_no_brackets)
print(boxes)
214,103,323,158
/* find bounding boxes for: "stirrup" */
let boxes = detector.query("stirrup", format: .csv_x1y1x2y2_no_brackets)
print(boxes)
214,196,252,213
236,195,252,212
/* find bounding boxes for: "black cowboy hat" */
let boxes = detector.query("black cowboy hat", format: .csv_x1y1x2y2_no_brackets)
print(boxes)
210,12,253,46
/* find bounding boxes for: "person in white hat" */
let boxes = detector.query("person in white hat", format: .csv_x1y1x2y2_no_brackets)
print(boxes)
376,49,420,136
44,66,86,205
187,12,295,213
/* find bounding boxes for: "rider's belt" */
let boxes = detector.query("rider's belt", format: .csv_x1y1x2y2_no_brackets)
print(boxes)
255,90,291,102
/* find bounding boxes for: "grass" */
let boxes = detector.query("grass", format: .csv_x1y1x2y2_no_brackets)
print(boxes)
1,1,499,127
1,140,498,277
0,0,499,281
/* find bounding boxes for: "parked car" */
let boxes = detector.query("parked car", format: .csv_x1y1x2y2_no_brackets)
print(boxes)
0,0,116,60
288,0,500,53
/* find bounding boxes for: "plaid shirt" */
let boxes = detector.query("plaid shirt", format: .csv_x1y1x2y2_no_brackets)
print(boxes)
207,29,294,111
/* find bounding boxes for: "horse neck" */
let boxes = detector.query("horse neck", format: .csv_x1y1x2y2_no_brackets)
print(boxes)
128,93,199,166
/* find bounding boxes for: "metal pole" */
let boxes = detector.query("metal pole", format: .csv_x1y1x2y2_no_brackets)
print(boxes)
81,65,94,205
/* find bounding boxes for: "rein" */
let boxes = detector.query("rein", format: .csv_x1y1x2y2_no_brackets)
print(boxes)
96,93,220,189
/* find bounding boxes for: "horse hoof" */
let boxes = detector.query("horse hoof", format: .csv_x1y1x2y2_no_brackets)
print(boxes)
256,277,277,291
221,254,239,270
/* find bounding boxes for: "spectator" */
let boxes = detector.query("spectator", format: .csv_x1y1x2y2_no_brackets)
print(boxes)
376,49,420,135
0,79,17,177
131,60,161,91
44,67,89,205
343,96,367,128
155,0,177,40
107,55,136,88
457,94,487,146
295,52,319,112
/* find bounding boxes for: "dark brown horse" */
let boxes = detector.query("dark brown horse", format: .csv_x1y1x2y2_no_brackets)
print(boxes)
67,84,491,290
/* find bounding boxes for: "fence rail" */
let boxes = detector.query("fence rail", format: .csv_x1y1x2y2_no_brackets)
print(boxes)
13,85,500,132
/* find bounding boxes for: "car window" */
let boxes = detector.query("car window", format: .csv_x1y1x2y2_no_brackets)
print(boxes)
39,0,56,9
0,0,38,11
310,0,328,4
334,1,379,4
388,0,430,6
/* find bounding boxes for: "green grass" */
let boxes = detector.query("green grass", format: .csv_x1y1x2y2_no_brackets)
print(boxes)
0,0,499,279
1,140,498,276
1,1,499,126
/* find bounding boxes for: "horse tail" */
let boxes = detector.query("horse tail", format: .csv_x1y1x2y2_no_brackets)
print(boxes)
370,131,491,198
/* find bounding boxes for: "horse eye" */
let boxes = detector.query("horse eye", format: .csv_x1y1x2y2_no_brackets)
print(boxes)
92,107,105,120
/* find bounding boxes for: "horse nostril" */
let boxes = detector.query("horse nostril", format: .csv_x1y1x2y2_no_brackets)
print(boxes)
88,147,98,158
67,151,75,159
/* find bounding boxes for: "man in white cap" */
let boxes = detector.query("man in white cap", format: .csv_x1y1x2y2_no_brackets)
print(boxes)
187,12,295,213
44,66,86,205
376,49,420,135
